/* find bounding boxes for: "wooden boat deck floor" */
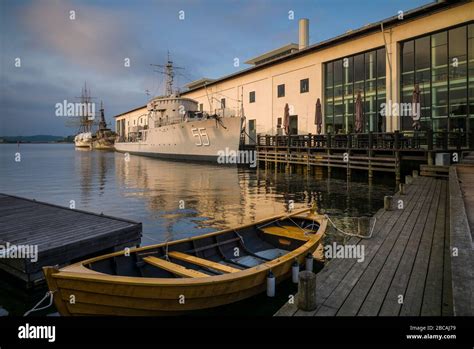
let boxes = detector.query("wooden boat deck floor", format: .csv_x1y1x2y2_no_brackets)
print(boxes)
0,194,142,286
275,176,455,316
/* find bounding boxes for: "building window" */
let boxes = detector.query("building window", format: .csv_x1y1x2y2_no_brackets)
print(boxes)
300,78,309,93
249,91,256,103
221,98,226,108
400,23,472,132
323,47,385,134
277,84,285,98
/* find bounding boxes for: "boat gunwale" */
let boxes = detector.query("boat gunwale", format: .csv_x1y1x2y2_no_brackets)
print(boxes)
49,213,327,287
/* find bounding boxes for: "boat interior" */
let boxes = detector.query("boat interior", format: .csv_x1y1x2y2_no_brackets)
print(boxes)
86,216,321,278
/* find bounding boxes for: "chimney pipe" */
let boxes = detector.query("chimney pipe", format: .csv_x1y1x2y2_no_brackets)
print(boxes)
299,18,309,50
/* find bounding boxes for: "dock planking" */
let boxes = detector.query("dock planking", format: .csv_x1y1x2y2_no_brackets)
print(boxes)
449,162,474,316
0,194,142,287
275,176,455,316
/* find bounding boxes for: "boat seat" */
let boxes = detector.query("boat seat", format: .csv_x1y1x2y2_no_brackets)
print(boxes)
259,226,309,241
280,225,313,234
143,256,209,278
168,251,240,273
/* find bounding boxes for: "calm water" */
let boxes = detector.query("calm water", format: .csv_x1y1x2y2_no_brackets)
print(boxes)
0,144,395,316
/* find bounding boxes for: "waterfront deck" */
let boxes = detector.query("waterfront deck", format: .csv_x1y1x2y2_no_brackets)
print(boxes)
0,194,142,287
257,132,473,181
276,175,456,316
449,160,474,315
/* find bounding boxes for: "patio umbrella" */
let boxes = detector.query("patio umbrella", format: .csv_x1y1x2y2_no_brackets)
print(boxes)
354,91,363,133
412,84,421,131
283,103,290,135
315,98,322,135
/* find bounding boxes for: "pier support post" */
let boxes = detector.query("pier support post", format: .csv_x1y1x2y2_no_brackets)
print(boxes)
346,150,351,180
395,151,401,185
327,148,332,178
427,152,433,166
297,271,317,311
384,196,393,211
368,132,374,181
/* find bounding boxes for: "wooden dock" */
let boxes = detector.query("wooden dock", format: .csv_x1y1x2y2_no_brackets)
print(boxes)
0,194,142,287
276,175,457,316
449,160,474,315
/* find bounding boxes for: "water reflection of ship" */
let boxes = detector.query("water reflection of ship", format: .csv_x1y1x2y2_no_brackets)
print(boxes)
76,149,111,202
115,155,289,230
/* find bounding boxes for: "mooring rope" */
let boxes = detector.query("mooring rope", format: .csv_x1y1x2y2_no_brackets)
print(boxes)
324,214,377,239
141,234,162,243
24,290,55,317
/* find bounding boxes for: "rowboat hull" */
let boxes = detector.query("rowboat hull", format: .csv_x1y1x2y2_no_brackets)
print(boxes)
44,211,326,316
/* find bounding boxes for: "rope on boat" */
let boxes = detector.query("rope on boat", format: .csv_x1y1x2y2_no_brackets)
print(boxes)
24,291,55,317
142,234,162,243
287,216,319,235
324,214,377,239
140,234,173,261
234,230,245,244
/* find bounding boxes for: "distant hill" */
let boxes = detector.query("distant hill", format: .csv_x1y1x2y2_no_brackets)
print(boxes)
0,135,74,143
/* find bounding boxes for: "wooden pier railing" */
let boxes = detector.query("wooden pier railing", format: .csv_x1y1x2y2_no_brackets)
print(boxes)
256,131,473,182
257,131,472,151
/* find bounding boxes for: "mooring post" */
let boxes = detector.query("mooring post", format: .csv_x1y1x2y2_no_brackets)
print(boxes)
406,175,413,185
384,196,393,211
357,217,370,236
412,170,419,178
297,271,317,311
399,183,405,195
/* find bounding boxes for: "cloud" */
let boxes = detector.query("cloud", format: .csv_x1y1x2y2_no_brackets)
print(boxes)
19,0,138,75
1,0,430,136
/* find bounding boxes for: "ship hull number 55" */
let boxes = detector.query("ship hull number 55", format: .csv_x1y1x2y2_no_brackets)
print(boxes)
192,127,210,146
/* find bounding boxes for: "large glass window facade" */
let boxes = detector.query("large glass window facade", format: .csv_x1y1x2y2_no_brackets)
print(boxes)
324,48,386,133
400,23,473,132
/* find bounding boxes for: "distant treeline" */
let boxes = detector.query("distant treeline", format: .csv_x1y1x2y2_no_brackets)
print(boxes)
0,135,75,143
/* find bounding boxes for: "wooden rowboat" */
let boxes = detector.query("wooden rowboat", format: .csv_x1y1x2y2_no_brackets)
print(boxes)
43,209,326,316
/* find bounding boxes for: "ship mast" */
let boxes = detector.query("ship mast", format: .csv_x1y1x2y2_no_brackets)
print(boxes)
76,82,96,134
151,52,184,97
99,101,107,130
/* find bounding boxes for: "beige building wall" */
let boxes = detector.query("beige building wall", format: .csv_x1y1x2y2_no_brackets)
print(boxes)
116,108,149,138
115,2,473,138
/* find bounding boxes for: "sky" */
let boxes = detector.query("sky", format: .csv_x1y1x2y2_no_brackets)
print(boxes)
0,0,431,136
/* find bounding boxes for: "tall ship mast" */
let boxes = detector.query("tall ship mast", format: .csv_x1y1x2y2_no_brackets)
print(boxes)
74,83,95,148
114,53,244,162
